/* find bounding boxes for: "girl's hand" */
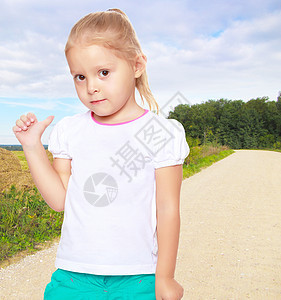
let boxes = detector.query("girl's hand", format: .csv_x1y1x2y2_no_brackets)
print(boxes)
155,277,184,300
12,113,54,148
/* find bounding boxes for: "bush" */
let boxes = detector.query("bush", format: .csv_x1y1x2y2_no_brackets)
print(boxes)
185,138,229,166
183,149,234,179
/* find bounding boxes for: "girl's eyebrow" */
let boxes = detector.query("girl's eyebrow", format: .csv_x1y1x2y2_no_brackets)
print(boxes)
70,69,80,76
94,63,115,69
70,63,115,75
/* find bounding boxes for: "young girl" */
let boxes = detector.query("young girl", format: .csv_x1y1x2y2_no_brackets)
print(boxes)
13,9,189,300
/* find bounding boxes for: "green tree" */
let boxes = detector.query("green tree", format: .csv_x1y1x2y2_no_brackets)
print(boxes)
168,95,281,149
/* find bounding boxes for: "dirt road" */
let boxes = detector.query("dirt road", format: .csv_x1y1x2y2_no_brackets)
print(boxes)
1,150,281,299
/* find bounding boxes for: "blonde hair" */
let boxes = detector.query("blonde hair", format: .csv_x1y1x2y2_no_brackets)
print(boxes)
65,8,159,114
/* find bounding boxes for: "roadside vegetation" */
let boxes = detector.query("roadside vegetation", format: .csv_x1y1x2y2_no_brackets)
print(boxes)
0,143,234,264
183,141,234,178
0,186,63,263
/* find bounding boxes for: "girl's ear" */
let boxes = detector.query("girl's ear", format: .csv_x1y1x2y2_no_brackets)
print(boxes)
134,54,147,78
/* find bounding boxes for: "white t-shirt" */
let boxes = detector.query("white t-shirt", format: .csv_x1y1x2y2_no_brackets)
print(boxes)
48,109,189,275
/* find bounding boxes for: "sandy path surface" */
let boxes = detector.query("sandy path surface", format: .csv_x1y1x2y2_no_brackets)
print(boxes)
176,150,281,299
0,150,281,299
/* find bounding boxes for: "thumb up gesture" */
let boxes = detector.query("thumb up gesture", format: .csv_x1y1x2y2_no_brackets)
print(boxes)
13,113,54,148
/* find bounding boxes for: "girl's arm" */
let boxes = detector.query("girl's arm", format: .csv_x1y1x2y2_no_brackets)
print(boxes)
13,113,70,212
155,164,184,300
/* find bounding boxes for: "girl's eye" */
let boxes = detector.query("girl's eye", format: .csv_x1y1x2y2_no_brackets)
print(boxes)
99,70,109,77
75,75,85,82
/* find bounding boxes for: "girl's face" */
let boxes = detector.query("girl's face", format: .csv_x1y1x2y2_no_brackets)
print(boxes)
66,44,145,123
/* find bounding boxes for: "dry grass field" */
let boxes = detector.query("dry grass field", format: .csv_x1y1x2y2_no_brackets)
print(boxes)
0,148,53,192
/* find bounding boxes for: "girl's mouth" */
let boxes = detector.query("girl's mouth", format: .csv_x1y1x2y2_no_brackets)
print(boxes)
91,99,106,104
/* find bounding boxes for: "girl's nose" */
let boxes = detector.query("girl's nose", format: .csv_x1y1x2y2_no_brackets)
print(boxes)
88,86,99,95
87,80,100,94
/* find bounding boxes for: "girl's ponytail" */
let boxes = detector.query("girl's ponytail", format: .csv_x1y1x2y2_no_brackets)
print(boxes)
136,71,159,114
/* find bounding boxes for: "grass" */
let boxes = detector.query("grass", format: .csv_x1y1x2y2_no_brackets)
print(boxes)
12,151,29,171
0,185,64,262
0,145,234,264
183,149,234,178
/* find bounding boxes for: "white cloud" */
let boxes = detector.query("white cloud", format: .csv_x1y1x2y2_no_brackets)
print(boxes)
0,30,75,98
0,98,86,113
0,0,280,106
0,99,58,110
143,9,281,105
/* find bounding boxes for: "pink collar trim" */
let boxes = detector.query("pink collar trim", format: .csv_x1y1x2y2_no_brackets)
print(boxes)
91,109,149,126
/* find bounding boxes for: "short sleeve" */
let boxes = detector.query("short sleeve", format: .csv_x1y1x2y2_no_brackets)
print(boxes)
48,120,72,159
153,119,189,169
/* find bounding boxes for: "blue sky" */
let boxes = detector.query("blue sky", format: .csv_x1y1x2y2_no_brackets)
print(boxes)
1,0,281,144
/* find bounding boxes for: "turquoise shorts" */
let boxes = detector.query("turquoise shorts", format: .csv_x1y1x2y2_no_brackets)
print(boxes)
44,268,156,299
